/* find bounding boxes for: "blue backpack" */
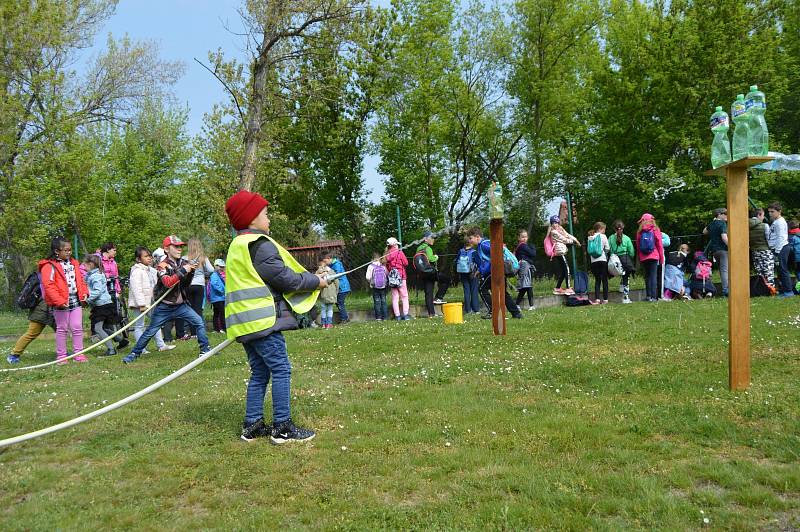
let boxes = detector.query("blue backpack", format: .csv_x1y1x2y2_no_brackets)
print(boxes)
573,271,589,295
456,248,473,273
639,229,655,254
502,247,519,276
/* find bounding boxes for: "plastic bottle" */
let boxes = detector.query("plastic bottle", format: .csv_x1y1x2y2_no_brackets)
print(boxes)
709,106,731,169
745,85,768,156
488,182,504,219
730,94,749,162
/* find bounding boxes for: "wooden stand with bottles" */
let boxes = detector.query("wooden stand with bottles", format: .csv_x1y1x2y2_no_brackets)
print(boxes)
490,219,506,335
705,156,773,391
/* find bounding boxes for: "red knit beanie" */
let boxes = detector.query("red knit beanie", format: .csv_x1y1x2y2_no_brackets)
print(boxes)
225,190,269,230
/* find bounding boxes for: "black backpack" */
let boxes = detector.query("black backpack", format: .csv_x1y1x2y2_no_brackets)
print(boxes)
413,251,435,274
750,275,774,297
17,272,42,310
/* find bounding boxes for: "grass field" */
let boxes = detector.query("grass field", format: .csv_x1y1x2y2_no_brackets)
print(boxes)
1,297,798,530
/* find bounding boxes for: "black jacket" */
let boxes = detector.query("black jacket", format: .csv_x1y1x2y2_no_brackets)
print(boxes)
515,242,537,263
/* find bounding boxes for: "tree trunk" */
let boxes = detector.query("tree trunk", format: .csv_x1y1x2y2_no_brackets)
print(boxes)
239,29,273,193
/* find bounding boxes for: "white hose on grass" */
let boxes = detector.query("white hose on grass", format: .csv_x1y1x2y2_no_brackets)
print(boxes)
0,338,234,449
2,287,174,372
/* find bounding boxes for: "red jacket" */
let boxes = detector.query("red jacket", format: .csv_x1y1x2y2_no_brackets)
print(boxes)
38,258,89,308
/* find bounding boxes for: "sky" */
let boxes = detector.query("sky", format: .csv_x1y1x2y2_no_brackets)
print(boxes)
85,0,387,201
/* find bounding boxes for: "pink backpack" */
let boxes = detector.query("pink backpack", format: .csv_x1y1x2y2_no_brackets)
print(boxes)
695,260,712,281
543,235,556,258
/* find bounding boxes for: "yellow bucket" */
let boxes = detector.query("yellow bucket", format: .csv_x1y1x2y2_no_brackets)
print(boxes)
442,303,463,324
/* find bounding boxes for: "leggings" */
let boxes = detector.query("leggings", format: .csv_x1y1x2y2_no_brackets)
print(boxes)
391,280,410,318
212,301,226,332
590,260,609,301
516,287,534,307
53,307,84,358
554,255,570,289
186,285,206,335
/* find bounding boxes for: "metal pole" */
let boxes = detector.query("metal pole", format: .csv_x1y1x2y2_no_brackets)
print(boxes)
396,205,403,244
73,234,78,259
565,191,578,277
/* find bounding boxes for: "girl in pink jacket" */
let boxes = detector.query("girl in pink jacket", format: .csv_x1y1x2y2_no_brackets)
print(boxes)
635,213,665,301
385,237,411,320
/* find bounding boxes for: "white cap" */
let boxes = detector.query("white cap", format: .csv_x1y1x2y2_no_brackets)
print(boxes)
214,259,226,267
386,237,399,247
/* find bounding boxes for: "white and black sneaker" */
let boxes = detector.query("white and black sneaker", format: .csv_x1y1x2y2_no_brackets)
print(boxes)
241,418,271,442
270,419,315,445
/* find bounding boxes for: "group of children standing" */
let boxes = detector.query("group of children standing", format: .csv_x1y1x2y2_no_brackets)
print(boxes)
8,236,228,365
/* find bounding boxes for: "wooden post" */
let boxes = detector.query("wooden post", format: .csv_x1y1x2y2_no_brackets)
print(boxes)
705,156,772,391
490,219,506,335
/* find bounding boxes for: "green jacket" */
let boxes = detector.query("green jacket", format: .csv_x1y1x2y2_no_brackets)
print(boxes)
416,242,438,265
608,233,635,258
29,298,54,327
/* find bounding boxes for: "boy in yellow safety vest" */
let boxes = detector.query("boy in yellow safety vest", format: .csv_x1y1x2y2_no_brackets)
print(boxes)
225,190,328,443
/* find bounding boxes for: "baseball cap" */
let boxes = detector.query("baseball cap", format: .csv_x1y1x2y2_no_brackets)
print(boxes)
549,215,560,224
638,213,654,223
162,235,186,248
386,237,399,246
214,259,226,267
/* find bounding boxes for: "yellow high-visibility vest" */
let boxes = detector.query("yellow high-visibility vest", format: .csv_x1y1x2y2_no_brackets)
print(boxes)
225,233,319,340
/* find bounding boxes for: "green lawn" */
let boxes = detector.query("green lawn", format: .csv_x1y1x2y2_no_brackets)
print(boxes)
1,297,798,529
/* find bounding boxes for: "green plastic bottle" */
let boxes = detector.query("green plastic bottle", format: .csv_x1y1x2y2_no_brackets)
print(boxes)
488,182,504,219
730,94,749,161
709,106,731,169
745,85,768,156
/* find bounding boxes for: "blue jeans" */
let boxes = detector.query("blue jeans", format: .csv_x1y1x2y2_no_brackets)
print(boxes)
337,291,349,321
320,303,334,325
642,259,659,299
130,303,208,355
243,332,291,424
460,273,480,313
372,288,387,319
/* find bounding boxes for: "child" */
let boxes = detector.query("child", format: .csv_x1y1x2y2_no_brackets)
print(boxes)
788,220,800,287
635,213,665,302
366,252,389,320
456,237,480,314
83,254,118,356
8,278,55,364
186,238,214,338
749,209,774,286
587,222,610,304
224,190,325,443
122,235,210,364
386,237,411,320
767,202,793,297
329,254,351,323
608,220,635,303
128,246,174,353
208,259,227,333
39,237,89,364
689,251,716,299
99,242,129,350
514,230,536,310
546,216,580,295
316,253,338,328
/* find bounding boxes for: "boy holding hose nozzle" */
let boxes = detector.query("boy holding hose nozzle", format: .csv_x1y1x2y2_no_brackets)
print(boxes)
224,190,328,444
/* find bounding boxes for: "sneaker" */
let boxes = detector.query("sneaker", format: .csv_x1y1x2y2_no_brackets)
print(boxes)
622,297,632,304
433,298,446,305
395,316,402,321
99,348,117,357
552,288,564,295
7,354,20,364
402,315,412,321
527,306,536,311
564,288,575,295
270,419,315,444
116,338,130,350
602,300,609,305
141,349,150,355
705,292,713,298
158,344,177,352
594,299,602,305
241,419,271,442
177,334,191,341
199,347,212,357
56,354,70,365
122,352,141,364
74,354,88,362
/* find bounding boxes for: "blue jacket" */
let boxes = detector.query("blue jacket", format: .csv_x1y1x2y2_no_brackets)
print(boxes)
85,268,112,307
208,271,226,303
472,239,492,278
330,258,350,293
789,233,800,262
